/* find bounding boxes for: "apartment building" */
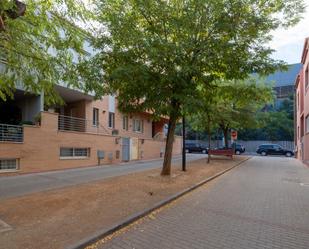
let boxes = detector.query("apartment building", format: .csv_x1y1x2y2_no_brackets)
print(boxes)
295,37,309,164
0,86,182,173
264,63,302,109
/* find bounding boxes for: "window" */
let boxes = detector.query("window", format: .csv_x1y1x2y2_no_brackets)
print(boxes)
108,112,115,128
122,115,128,130
0,159,18,170
93,108,99,126
297,93,300,110
273,145,282,150
306,116,309,133
133,119,143,133
60,148,90,159
305,65,309,89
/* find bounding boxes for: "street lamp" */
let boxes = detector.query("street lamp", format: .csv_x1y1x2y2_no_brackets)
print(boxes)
182,116,186,171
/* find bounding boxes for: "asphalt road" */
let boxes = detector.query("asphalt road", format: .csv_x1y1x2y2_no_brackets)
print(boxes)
0,154,206,200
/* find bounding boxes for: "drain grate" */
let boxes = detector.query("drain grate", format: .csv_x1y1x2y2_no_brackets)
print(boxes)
0,219,12,233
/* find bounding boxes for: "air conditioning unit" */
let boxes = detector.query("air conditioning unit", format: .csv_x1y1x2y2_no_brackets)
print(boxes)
112,129,119,135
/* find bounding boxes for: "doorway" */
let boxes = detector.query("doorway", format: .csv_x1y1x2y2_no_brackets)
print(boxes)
122,137,130,161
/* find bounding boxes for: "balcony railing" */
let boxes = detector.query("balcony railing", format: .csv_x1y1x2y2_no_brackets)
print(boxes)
0,124,23,142
58,115,109,135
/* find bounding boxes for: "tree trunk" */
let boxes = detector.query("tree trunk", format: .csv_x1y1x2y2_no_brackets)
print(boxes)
223,128,229,148
161,113,177,176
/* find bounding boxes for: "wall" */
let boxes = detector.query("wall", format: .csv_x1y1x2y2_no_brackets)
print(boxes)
302,134,309,163
64,100,86,118
0,112,182,174
85,96,165,139
139,136,182,160
303,43,309,161
295,38,309,162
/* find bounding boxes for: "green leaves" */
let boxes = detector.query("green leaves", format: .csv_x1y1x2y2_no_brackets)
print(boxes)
188,78,274,139
0,0,97,105
92,0,303,120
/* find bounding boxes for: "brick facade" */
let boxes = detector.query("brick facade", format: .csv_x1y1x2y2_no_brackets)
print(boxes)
0,111,182,173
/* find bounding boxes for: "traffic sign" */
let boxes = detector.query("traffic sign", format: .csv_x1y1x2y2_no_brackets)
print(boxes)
231,130,238,140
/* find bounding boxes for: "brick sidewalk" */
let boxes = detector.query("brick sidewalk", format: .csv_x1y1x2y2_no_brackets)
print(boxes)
91,157,309,249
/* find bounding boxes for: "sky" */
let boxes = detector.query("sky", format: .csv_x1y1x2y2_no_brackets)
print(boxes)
269,0,309,64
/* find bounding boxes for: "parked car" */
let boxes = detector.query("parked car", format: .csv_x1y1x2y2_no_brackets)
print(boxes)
256,144,294,157
216,143,245,155
233,143,246,155
185,143,208,154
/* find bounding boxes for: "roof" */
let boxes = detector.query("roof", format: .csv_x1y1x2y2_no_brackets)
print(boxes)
263,63,302,87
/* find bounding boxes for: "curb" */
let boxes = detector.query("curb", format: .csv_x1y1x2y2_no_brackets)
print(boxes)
68,157,251,249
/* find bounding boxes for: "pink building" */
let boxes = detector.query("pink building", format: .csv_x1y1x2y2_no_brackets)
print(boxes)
0,90,182,174
295,37,309,164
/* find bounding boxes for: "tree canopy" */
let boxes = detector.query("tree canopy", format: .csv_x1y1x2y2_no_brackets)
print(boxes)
0,0,95,104
188,79,274,149
91,0,304,175
239,95,295,141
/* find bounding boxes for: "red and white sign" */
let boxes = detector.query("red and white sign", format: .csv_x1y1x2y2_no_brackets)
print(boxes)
231,130,238,140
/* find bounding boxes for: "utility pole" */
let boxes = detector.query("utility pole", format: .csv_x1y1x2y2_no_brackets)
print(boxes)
182,116,186,171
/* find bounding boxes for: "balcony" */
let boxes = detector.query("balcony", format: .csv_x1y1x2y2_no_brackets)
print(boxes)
58,115,109,135
0,124,23,142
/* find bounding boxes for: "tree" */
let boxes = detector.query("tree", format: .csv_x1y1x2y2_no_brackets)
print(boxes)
0,0,96,104
91,0,304,175
279,94,294,119
0,0,26,30
187,84,218,163
262,111,294,141
214,80,274,147
188,79,273,155
238,94,295,141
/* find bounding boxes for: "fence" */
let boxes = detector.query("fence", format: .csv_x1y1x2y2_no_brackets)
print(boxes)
0,123,23,142
58,115,109,135
186,139,294,152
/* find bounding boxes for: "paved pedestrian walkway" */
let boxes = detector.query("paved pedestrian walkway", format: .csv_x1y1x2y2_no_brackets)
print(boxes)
93,156,309,249
0,154,206,200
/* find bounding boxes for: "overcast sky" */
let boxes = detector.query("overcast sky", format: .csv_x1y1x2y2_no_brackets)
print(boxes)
269,0,309,64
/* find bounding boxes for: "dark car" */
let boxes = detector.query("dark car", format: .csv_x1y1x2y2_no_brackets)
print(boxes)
256,144,294,157
233,143,246,155
185,143,208,154
217,143,245,155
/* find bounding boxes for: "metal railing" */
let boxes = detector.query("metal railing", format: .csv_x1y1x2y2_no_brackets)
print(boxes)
58,115,109,135
0,124,23,142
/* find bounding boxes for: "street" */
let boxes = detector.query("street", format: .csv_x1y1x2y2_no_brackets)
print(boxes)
0,154,206,200
92,156,309,249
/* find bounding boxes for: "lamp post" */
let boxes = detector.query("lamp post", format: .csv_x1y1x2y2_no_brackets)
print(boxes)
182,116,186,171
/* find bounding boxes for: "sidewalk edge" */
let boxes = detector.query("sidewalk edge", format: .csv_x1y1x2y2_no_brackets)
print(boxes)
68,157,251,249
